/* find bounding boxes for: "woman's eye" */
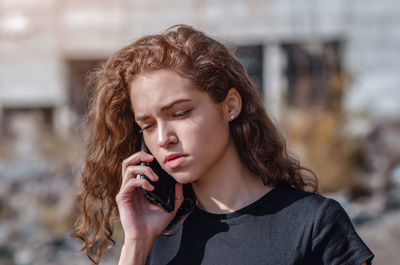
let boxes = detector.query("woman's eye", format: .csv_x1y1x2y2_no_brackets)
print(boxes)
173,109,190,117
140,124,154,132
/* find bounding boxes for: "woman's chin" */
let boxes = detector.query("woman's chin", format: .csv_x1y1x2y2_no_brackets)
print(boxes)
172,172,199,184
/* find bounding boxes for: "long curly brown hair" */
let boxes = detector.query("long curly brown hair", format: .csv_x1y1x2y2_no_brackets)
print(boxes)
72,24,318,264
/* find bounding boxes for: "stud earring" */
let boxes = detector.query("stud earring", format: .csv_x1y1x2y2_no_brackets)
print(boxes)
230,114,235,120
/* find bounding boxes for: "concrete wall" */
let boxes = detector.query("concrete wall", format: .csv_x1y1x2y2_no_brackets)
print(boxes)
1,0,399,134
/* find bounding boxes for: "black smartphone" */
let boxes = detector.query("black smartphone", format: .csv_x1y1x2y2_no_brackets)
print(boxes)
140,138,176,212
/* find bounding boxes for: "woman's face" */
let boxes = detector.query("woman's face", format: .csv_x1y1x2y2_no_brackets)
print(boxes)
129,69,232,184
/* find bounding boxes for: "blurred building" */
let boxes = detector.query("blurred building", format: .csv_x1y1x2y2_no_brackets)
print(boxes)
1,0,400,136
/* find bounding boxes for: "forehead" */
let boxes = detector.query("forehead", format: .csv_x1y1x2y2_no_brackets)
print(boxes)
129,69,201,114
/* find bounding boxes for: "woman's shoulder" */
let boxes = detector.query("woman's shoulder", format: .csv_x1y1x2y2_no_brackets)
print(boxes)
272,183,332,208
268,183,349,222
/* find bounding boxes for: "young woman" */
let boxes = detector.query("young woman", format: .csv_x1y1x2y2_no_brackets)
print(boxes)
72,25,374,265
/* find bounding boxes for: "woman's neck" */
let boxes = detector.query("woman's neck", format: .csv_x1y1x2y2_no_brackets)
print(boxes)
191,139,273,214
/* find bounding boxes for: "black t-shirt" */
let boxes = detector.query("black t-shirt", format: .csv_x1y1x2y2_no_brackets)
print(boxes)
146,183,374,265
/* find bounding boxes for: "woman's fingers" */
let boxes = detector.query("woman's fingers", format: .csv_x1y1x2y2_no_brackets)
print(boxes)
116,177,154,202
122,151,154,175
121,165,159,187
125,177,154,193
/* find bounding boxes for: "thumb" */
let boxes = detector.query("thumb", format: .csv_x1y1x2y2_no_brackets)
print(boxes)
172,183,184,214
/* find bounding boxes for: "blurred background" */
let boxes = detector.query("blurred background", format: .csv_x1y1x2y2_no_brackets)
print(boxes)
0,0,399,264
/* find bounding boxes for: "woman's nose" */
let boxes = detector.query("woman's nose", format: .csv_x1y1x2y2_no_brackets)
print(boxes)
157,122,178,148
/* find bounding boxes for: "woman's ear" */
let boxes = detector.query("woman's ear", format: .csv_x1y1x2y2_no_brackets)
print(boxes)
223,88,242,122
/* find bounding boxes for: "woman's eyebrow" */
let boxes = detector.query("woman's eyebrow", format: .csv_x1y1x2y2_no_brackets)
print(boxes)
135,115,149,122
135,99,192,122
160,99,192,111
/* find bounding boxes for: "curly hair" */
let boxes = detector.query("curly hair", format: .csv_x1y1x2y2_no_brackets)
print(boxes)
72,24,318,264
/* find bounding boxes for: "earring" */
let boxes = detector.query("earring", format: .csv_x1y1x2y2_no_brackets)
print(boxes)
230,114,235,120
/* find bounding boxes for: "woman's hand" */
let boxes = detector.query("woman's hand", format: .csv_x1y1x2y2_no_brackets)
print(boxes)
116,151,184,244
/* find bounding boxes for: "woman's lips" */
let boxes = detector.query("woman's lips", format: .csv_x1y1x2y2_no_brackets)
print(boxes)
165,156,187,169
